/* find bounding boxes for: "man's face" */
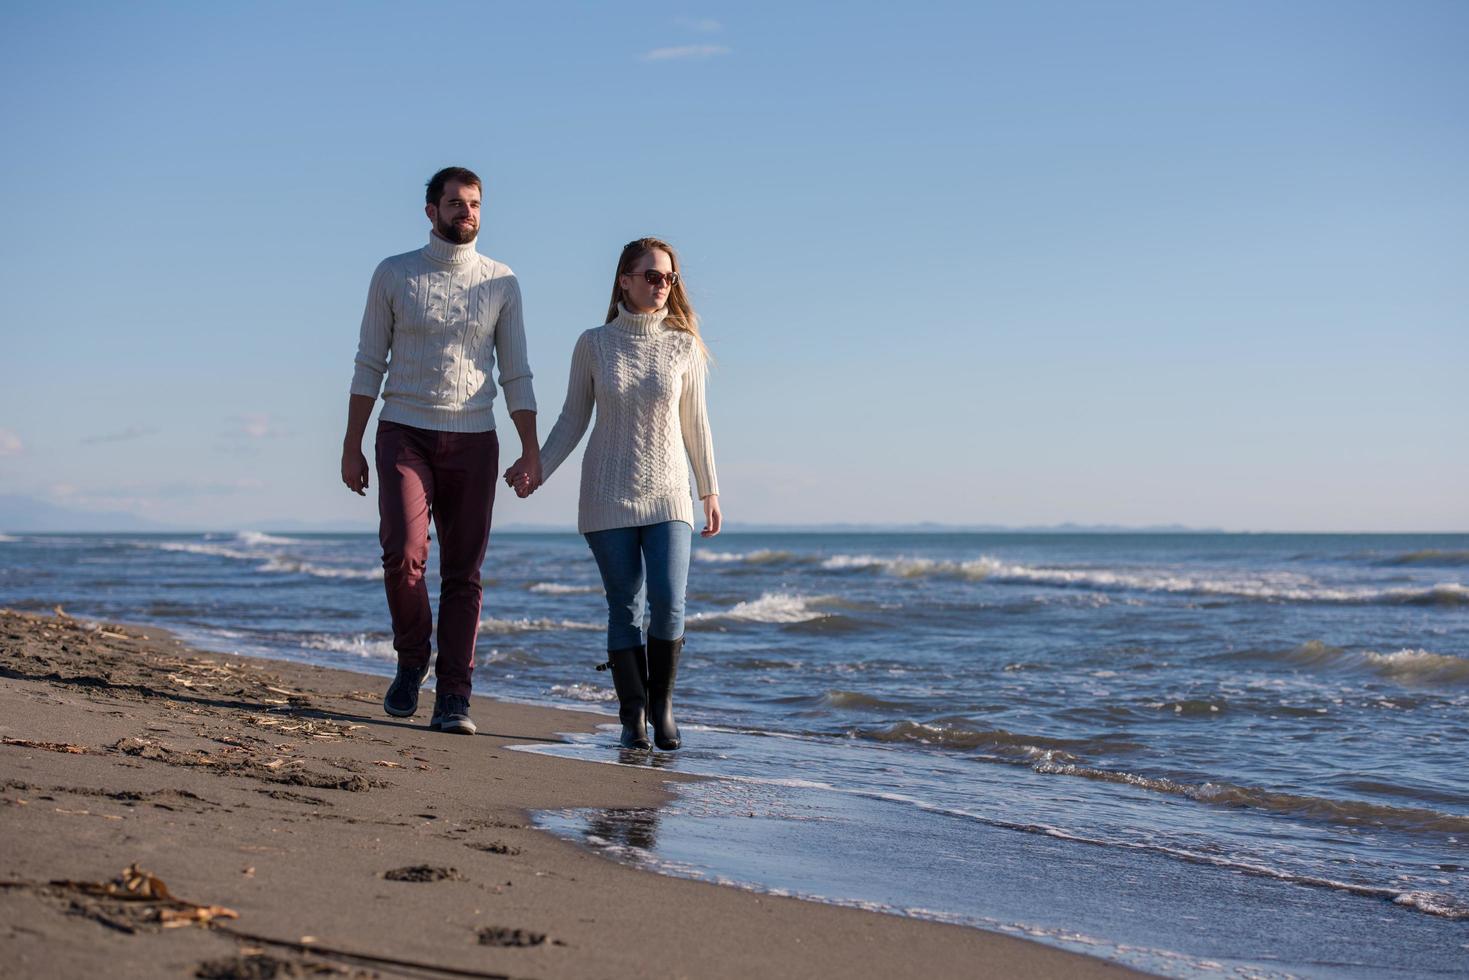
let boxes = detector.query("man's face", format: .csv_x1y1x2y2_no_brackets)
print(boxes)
427,180,481,244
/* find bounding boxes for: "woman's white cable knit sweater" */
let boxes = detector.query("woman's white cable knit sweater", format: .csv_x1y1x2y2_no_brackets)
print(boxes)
538,304,718,534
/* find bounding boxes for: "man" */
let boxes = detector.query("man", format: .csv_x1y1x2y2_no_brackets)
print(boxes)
341,166,540,735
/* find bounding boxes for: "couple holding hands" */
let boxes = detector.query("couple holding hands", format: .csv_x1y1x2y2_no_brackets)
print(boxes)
341,167,720,751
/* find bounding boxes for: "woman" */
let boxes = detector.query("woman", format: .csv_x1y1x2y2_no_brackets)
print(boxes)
520,238,721,750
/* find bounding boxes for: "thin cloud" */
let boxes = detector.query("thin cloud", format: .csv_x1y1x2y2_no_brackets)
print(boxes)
0,428,21,457
642,44,730,62
155,478,266,499
82,425,158,445
224,413,286,441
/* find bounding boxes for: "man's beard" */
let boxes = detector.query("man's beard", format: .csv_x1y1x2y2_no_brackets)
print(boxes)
435,216,478,245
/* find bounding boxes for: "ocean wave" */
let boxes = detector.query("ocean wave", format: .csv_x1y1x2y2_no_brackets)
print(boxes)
482,648,548,666
258,557,383,581
0,533,19,543
1029,760,1469,835
1383,549,1469,567
1141,698,1229,716
150,539,382,581
819,690,914,713
885,794,1469,921
232,530,300,546
479,615,601,634
1395,891,1469,918
157,540,256,560
1362,648,1469,684
726,657,806,671
302,633,397,661
1230,641,1469,687
693,549,806,565
549,682,616,703
1392,583,1469,607
302,634,552,668
688,592,836,626
818,551,1469,606
661,752,1469,923
528,582,603,595
855,719,1137,761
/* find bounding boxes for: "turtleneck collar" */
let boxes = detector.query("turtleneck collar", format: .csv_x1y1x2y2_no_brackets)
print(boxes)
424,232,479,265
610,302,668,336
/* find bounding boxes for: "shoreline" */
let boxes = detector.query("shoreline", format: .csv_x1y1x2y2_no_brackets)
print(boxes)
0,607,1148,978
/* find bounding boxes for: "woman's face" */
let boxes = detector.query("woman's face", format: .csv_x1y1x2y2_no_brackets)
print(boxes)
619,248,675,314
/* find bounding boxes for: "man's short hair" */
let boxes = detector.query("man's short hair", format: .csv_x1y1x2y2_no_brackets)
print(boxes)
426,167,482,207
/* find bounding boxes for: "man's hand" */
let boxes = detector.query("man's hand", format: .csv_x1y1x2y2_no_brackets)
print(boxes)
701,493,722,537
505,409,542,499
504,456,543,498
341,394,375,496
342,447,370,496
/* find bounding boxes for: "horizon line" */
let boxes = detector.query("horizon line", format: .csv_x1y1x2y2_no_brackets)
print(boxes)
5,524,1468,536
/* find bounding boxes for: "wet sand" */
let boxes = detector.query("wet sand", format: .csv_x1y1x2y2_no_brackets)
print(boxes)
0,608,1147,979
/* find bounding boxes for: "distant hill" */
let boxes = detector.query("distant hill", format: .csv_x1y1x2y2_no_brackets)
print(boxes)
0,495,175,533
0,497,1227,535
692,522,1225,534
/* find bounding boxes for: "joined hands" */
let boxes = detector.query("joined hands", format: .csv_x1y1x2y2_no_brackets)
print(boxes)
504,456,543,499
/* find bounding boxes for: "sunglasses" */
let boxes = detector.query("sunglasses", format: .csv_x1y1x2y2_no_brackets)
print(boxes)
626,270,680,288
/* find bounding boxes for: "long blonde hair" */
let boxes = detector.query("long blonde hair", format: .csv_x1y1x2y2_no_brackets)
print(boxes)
606,238,710,361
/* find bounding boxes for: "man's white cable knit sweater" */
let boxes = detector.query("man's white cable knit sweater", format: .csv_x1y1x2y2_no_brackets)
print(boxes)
539,304,719,534
350,234,536,432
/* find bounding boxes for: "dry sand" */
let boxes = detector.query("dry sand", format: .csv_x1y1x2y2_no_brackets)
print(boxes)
0,608,1147,979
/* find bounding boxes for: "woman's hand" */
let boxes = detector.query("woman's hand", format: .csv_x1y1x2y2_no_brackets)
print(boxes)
504,457,542,498
701,494,722,537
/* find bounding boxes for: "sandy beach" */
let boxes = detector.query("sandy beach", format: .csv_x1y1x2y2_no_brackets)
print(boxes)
0,607,1147,979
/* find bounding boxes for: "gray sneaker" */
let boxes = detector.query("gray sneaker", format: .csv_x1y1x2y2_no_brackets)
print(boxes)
430,693,477,735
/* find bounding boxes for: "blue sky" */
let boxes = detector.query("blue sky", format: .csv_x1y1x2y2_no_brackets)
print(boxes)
1,1,1465,531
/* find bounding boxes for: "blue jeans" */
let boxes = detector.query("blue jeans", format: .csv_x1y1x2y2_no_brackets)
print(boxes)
584,521,692,651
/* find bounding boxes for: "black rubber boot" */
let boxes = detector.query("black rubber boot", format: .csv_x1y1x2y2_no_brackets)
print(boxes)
606,646,651,749
647,636,683,750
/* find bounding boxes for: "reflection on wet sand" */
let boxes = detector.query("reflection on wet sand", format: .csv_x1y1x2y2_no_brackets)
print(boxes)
615,747,680,769
584,807,662,853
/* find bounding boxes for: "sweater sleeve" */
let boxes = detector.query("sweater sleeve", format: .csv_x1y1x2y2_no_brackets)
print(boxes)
537,331,596,483
350,260,395,398
493,272,537,414
679,349,719,498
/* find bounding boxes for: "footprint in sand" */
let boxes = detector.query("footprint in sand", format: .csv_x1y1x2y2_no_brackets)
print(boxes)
477,926,546,947
382,865,464,882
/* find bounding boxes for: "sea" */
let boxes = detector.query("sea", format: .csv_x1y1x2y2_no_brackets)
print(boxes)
2,530,1466,978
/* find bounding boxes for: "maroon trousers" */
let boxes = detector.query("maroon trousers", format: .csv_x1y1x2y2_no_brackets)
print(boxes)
374,420,499,699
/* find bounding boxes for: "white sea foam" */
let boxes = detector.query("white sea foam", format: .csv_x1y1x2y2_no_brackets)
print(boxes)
157,540,257,560
1271,642,1469,687
151,539,381,581
257,557,383,581
234,530,299,546
549,682,617,703
481,648,547,666
1362,648,1469,686
1396,890,1469,918
694,549,798,564
817,552,1467,605
528,582,603,595
479,615,602,633
689,592,833,625
303,633,397,661
0,534,19,543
